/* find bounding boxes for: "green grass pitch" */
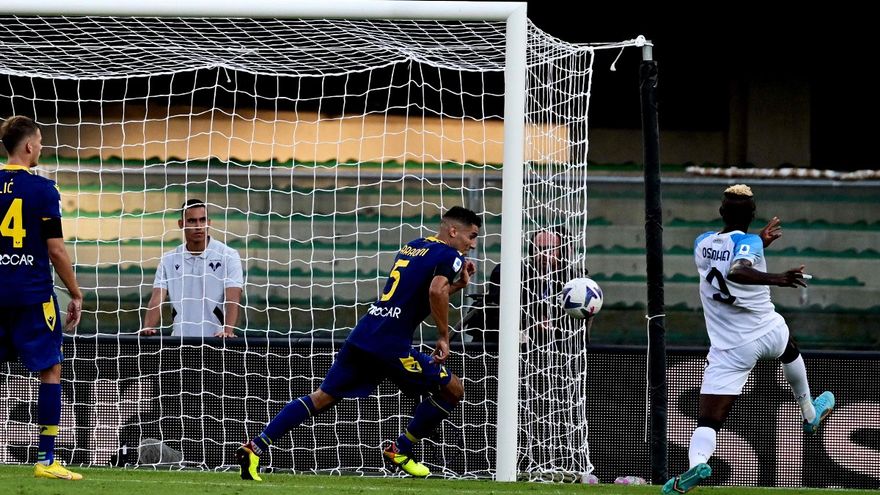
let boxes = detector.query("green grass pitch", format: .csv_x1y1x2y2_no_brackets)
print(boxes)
0,465,875,495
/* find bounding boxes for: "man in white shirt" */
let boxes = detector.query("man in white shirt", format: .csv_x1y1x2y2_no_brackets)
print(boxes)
663,184,835,494
140,200,244,338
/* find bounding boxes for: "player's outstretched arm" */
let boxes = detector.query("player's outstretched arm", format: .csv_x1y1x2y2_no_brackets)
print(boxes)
728,259,808,288
47,237,83,332
429,275,452,363
759,216,782,248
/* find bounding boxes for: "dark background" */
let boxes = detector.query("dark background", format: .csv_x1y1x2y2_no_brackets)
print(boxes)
524,5,878,170
3,7,876,170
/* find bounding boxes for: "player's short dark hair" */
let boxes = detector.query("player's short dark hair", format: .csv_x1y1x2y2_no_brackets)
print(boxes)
1,115,40,155
719,184,756,227
442,206,482,228
181,198,208,219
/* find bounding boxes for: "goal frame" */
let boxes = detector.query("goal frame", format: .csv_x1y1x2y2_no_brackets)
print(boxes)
4,0,529,482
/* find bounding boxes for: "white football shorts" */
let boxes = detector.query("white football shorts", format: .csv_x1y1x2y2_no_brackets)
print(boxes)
700,321,790,395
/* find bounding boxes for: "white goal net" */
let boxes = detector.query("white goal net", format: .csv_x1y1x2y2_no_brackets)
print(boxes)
0,4,643,480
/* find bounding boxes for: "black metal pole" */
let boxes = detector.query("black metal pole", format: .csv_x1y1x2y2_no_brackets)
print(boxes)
640,41,667,484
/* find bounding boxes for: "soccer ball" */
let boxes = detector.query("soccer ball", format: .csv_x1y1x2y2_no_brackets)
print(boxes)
561,277,603,319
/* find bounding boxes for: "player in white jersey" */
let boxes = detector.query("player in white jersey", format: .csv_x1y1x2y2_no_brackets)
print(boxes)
140,200,244,337
662,184,835,495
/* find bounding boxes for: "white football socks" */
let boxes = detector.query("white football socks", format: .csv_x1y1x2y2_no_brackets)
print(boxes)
782,355,816,423
688,426,717,468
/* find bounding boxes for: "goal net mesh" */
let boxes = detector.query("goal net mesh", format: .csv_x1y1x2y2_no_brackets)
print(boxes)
0,14,639,478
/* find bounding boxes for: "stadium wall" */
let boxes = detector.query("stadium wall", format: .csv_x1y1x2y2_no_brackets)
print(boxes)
39,108,729,167
0,337,876,487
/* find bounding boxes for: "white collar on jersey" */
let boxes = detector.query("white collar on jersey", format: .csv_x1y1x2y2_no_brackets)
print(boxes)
183,236,214,259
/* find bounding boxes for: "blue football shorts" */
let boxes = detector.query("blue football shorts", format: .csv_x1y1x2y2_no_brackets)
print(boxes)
319,341,453,399
0,294,64,372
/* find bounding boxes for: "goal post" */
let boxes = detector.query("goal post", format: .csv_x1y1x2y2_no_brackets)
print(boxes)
640,43,668,484
1,0,649,481
496,3,528,483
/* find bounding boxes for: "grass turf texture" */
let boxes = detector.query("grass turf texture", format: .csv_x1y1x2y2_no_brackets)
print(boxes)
0,466,875,495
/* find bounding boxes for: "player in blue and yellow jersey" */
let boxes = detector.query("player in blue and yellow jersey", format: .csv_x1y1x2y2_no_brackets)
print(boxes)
237,206,481,481
0,116,84,480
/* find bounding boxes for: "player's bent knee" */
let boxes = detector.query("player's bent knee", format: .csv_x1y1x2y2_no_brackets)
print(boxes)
440,375,464,404
311,389,337,412
778,339,801,364
39,363,62,384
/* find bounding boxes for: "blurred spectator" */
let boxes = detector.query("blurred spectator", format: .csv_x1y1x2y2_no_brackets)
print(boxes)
458,226,591,344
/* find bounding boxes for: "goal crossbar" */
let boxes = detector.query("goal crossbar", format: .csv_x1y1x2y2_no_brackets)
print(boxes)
2,0,525,21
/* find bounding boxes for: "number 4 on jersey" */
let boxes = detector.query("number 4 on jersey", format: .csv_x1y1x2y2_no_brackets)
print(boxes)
0,198,26,248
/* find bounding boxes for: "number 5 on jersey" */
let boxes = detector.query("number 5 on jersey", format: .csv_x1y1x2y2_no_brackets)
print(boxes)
381,259,410,301
1,198,26,248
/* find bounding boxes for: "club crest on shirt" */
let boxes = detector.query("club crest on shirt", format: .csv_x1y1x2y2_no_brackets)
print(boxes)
209,261,222,271
175,264,180,271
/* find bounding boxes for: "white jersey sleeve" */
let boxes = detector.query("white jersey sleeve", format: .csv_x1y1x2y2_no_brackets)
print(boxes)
154,252,171,290
223,247,244,289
